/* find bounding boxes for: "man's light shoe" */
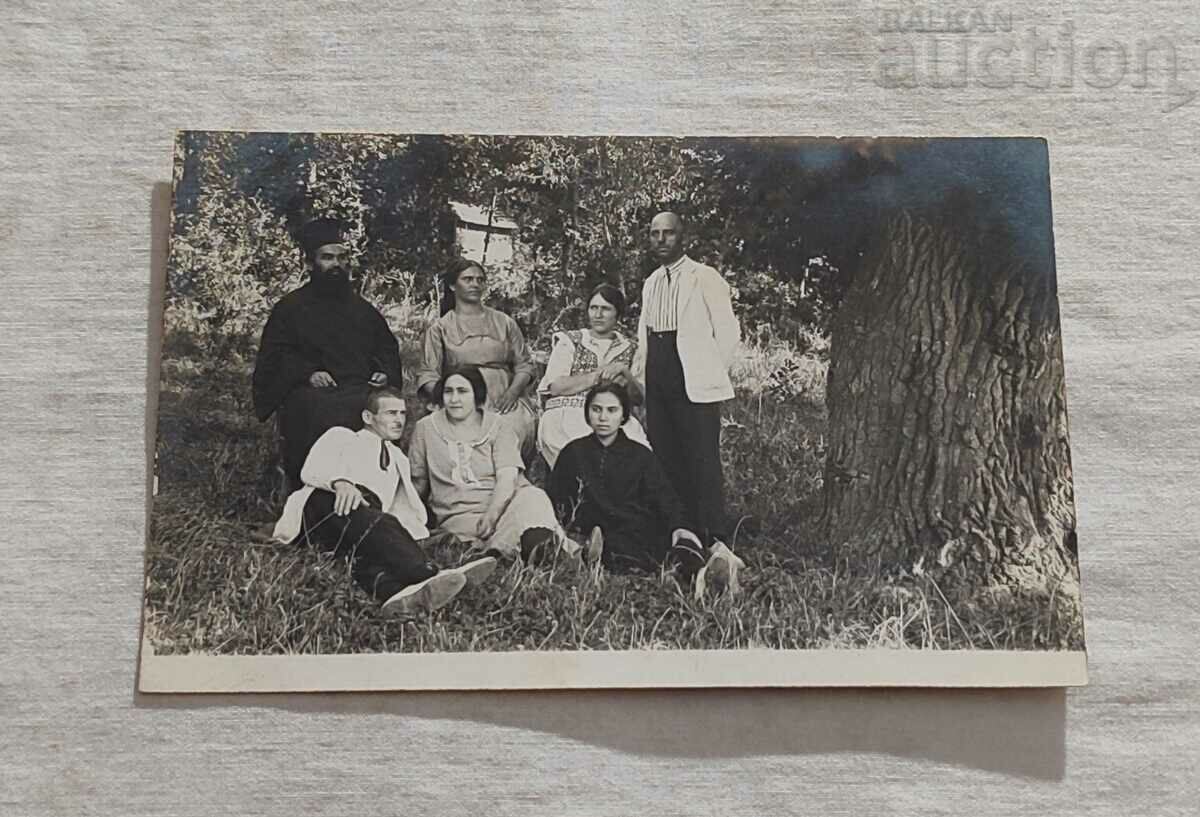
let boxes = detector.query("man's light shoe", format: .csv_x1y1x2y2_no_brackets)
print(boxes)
382,571,467,615
446,556,499,587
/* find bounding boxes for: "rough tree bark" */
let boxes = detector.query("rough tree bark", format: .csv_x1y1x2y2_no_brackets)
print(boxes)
822,203,1079,595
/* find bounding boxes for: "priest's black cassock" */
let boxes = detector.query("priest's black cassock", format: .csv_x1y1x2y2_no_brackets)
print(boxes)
252,276,403,488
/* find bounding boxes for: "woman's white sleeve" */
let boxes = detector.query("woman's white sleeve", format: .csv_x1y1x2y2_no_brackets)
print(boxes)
536,332,574,395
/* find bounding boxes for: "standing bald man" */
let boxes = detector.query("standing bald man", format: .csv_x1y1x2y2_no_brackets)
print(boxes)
632,212,743,584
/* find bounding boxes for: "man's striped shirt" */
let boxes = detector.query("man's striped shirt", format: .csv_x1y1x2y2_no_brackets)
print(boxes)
644,256,689,332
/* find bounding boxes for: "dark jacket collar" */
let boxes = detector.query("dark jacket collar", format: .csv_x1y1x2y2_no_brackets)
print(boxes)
584,428,630,450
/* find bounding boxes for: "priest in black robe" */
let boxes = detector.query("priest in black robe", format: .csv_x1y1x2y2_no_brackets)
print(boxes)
252,218,403,489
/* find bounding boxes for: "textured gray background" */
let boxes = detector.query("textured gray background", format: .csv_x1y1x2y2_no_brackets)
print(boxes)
2,1,1197,814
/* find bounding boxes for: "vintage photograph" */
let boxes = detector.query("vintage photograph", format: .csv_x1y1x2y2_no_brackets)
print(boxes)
140,132,1085,690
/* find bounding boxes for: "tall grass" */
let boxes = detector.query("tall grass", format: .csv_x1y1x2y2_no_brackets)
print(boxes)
729,326,829,407
144,508,1082,655
143,323,1084,655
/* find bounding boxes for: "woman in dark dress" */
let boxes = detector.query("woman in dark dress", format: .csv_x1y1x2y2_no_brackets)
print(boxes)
547,382,709,575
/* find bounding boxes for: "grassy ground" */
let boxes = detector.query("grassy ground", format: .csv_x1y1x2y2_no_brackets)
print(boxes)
143,329,1084,655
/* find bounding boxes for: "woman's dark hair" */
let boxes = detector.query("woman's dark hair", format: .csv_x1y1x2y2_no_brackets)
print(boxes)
588,283,626,317
440,257,484,316
435,365,488,411
584,382,631,426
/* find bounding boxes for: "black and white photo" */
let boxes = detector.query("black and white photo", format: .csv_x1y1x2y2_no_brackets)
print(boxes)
139,132,1087,690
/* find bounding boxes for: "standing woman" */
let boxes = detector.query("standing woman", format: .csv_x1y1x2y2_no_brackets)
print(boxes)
417,258,538,461
536,283,650,469
409,366,562,562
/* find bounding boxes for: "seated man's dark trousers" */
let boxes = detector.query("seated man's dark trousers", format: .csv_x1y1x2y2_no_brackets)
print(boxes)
299,486,438,600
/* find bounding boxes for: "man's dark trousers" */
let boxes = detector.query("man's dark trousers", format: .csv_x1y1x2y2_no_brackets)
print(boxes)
299,487,437,600
644,330,726,546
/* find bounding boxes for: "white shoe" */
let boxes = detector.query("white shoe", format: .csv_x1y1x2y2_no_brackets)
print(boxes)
693,540,746,601
381,571,467,615
445,556,499,587
585,526,605,567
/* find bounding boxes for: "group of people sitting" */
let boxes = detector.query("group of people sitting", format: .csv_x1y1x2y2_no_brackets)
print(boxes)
252,212,745,616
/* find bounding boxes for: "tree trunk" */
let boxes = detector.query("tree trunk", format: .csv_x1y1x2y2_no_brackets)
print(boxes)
822,205,1078,595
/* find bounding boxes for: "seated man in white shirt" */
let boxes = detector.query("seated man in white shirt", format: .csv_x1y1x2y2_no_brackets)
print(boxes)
273,386,497,615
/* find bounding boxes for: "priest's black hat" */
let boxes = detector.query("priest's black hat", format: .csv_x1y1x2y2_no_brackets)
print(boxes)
298,217,350,255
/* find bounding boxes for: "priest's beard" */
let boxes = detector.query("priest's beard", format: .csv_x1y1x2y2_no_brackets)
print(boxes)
310,267,354,299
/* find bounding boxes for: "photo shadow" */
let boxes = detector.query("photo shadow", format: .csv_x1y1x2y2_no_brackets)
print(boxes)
133,181,171,687
137,685,1067,779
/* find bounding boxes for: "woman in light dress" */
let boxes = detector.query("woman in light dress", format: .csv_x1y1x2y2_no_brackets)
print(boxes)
417,258,539,462
536,283,649,469
409,366,562,563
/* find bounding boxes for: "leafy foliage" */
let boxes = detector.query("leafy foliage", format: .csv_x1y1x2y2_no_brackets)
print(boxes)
167,133,877,354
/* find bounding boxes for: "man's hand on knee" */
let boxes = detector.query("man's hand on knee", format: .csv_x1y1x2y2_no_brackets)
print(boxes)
332,480,364,516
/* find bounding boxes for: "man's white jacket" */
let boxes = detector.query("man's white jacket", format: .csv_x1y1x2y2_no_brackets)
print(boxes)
633,255,741,403
272,426,430,543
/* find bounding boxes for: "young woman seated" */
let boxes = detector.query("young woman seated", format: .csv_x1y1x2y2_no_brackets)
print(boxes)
408,365,566,564
536,283,649,469
548,382,745,594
